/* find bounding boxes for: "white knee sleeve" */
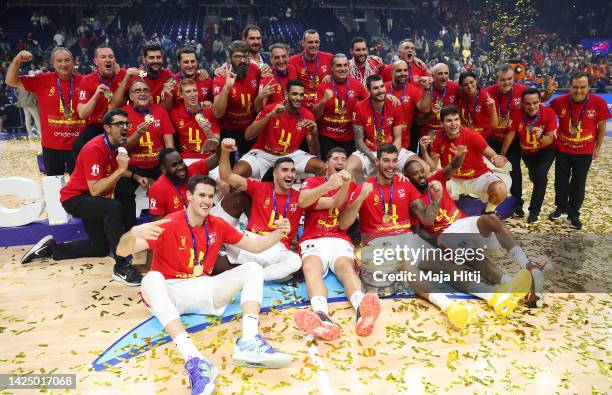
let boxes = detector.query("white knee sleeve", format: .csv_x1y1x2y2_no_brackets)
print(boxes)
141,271,181,327
239,262,264,304
262,251,302,281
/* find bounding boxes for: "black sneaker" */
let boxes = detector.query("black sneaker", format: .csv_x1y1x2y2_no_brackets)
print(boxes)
113,260,143,286
568,217,583,230
21,235,55,264
548,209,567,221
527,213,539,224
513,206,525,218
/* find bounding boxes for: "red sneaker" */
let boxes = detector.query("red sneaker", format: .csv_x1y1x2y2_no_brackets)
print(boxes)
293,309,341,341
355,293,382,337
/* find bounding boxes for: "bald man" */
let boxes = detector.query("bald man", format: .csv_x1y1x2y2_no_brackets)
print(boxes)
419,63,460,139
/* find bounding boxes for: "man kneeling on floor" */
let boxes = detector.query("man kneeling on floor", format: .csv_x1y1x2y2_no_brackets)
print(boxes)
116,175,292,395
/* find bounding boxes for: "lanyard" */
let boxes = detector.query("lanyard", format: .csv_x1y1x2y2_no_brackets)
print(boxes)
302,54,319,83
371,101,386,141
467,91,479,122
332,78,350,112
133,105,151,116
497,88,513,120
390,82,406,101
272,188,291,221
569,94,589,130
98,71,116,88
273,69,286,99
523,109,541,132
376,176,394,219
102,132,117,163
432,84,447,105
56,74,73,115
184,211,209,268
174,185,188,209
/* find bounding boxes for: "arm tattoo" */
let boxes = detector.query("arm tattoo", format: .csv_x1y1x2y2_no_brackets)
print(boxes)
354,124,376,163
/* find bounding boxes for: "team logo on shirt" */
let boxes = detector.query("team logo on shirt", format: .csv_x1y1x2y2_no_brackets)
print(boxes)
373,194,380,205
173,196,181,207
79,90,86,100
560,108,567,116
201,88,209,96
208,233,217,244
513,98,521,106
179,119,185,128
302,180,310,188
213,86,221,94
475,105,482,112
264,197,270,207
587,110,596,118
398,188,405,199
48,86,55,96
91,164,100,176
180,236,187,250
290,203,298,213
251,80,257,88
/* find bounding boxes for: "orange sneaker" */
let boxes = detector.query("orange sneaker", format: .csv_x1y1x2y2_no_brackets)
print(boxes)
355,293,382,337
293,309,341,341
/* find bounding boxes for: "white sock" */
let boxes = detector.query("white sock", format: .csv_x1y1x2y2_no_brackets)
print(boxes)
310,295,329,315
508,246,529,268
174,332,203,361
500,274,512,284
428,293,452,312
349,291,365,311
242,314,259,340
484,202,498,213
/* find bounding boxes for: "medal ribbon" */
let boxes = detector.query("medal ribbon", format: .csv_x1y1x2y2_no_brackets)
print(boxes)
302,54,319,85
390,82,406,102
375,176,394,220
102,132,118,163
371,101,386,142
569,94,589,131
273,69,286,99
523,108,541,133
272,188,291,222
56,74,73,116
497,88,513,121
332,78,350,114
184,211,209,271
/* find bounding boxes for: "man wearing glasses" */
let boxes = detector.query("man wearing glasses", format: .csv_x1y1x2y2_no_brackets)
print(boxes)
21,109,144,287
212,41,264,165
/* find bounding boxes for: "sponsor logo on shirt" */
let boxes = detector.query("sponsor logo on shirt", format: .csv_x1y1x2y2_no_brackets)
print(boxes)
91,164,100,176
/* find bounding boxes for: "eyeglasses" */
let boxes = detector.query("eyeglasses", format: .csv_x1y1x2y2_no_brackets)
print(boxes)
109,121,132,128
130,88,150,94
231,54,249,61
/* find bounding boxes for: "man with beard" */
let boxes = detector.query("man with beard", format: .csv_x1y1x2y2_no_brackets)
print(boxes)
548,71,610,229
313,53,369,159
504,88,557,224
348,37,385,86
254,43,297,111
288,29,334,109
170,47,213,107
346,75,424,180
403,153,541,321
170,78,220,164
148,148,218,218
7,47,86,175
236,79,325,179
456,71,498,139
426,106,509,214
74,44,132,159
212,41,263,165
294,148,382,340
381,39,430,86
21,109,143,287
219,138,303,282
116,175,293,395
115,80,175,231
419,63,460,140
385,60,432,152
484,64,556,218
242,24,268,68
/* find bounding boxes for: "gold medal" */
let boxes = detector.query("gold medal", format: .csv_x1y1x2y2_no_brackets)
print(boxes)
64,109,72,119
104,90,113,100
145,114,154,123
339,108,347,117
500,117,509,128
167,77,176,87
193,265,203,277
195,113,204,123
139,70,147,79
382,214,390,223
436,99,443,107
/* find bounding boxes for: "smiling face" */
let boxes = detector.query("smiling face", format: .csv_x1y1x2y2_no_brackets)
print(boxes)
128,81,151,109
460,76,478,97
522,93,541,117
376,151,398,181
287,85,305,110
432,64,449,90
244,28,262,54
181,82,199,106
187,182,215,219
273,161,297,192
331,56,349,81
496,69,514,94
51,49,74,80
162,151,188,183
302,32,320,58
94,47,116,77
392,60,409,86
144,49,163,76
369,79,387,103
404,161,428,192
569,76,589,102
270,47,288,71
178,52,197,78
442,112,462,139
351,40,368,65
326,151,347,174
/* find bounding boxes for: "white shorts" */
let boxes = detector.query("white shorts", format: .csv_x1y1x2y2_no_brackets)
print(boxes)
240,149,315,179
151,275,227,317
447,172,503,202
225,230,300,266
352,148,416,177
437,216,498,250
299,237,355,276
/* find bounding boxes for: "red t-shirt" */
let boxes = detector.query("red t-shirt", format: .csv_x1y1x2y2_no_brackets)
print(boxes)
78,69,127,124
60,134,119,202
245,179,303,249
549,94,611,155
20,72,86,150
288,51,334,108
414,169,466,234
352,98,403,151
315,77,368,142
385,81,424,148
172,72,213,105
128,69,174,105
381,62,430,86
258,65,298,104
457,90,494,138
431,128,491,179
483,82,528,141
212,62,261,131
508,106,557,155
251,104,314,155
170,105,220,159
347,175,419,240
148,160,209,217
147,211,243,279
122,104,175,168
419,81,460,138
299,175,356,243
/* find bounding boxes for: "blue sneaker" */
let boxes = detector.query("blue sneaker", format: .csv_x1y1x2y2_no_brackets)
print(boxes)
184,356,218,395
232,334,292,368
